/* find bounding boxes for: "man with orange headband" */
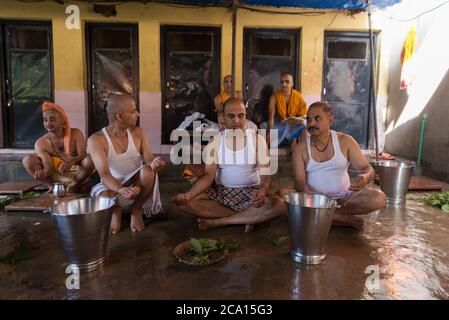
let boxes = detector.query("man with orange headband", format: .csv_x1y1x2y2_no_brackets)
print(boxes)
22,102,94,193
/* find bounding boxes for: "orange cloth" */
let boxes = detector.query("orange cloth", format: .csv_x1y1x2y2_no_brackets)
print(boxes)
400,26,417,90
42,102,71,156
274,89,307,121
51,156,76,172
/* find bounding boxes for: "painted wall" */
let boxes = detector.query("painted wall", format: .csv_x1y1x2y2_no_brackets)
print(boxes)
0,0,389,153
379,0,449,182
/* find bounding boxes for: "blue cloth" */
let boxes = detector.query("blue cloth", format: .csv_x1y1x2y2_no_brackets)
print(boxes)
261,120,306,149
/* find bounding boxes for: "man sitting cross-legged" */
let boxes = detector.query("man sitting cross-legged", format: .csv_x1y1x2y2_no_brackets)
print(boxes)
172,97,284,233
88,94,166,234
22,102,94,193
278,101,386,230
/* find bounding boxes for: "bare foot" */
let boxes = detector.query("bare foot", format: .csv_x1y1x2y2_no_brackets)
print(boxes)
198,218,215,231
244,224,254,233
332,214,365,231
130,210,145,232
110,208,122,234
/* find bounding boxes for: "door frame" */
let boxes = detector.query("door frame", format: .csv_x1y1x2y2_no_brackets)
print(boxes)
85,22,140,135
0,19,54,148
242,28,301,101
321,31,378,148
160,25,221,144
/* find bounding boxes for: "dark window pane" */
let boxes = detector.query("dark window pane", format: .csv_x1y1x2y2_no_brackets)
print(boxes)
95,29,131,49
169,33,212,53
328,41,367,59
10,29,48,49
10,52,50,147
250,38,291,56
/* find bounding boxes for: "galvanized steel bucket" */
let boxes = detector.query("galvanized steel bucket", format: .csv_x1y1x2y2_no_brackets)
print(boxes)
284,192,337,265
372,160,414,205
50,196,116,273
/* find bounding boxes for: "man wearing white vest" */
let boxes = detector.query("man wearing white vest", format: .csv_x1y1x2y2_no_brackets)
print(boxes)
172,97,283,233
278,101,386,230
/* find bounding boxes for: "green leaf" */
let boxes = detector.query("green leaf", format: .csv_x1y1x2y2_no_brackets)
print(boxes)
190,238,203,256
0,244,30,265
272,235,289,247
430,199,442,207
442,204,449,212
217,240,238,253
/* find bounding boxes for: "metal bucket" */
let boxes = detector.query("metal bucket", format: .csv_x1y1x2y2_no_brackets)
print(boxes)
50,196,116,273
372,160,414,205
284,192,337,265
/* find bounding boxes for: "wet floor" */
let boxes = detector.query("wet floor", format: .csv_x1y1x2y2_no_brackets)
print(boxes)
1,181,449,300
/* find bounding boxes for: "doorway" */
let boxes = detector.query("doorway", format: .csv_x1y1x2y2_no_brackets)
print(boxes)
322,32,377,148
161,25,221,144
243,28,299,124
86,23,139,135
0,21,53,148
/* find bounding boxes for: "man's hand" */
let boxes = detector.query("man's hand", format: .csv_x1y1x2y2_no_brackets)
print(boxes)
33,169,47,180
58,159,74,174
172,192,192,205
251,188,267,207
349,175,369,191
117,186,140,199
282,116,305,127
150,156,166,172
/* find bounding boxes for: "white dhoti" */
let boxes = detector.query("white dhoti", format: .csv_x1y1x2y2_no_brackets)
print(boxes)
90,165,163,218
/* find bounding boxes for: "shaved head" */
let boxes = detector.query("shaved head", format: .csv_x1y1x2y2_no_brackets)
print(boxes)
106,94,136,122
281,72,293,79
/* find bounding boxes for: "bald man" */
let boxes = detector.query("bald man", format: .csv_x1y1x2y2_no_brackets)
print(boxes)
88,94,166,234
173,98,284,233
214,74,257,130
262,73,308,149
22,102,94,193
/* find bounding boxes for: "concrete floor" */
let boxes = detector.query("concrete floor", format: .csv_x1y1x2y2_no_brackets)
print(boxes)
1,179,449,300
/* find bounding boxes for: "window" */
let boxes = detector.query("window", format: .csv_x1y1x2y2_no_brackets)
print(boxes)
327,41,367,59
169,33,213,53
250,37,291,56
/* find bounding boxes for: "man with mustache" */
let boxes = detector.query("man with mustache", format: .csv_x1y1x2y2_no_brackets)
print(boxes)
278,102,386,230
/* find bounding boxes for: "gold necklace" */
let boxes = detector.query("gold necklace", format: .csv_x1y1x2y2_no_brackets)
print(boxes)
312,133,331,153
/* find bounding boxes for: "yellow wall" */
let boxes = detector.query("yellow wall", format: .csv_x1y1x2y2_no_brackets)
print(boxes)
0,0,386,97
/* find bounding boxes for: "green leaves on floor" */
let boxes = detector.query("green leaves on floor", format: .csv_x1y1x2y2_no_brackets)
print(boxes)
424,191,449,212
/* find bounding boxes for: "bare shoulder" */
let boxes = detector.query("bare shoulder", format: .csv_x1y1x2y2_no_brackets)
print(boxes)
131,127,147,139
70,128,85,140
292,138,308,160
337,132,358,148
35,134,51,152
296,138,308,154
88,130,106,145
